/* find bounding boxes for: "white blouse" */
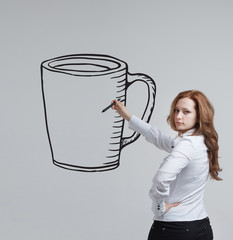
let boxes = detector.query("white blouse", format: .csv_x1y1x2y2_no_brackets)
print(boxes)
129,115,209,222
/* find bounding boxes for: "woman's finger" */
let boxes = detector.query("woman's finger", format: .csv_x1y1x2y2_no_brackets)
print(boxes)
165,202,180,213
171,202,180,208
111,100,117,109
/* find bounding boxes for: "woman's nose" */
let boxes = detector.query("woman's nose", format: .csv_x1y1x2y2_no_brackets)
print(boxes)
177,112,183,119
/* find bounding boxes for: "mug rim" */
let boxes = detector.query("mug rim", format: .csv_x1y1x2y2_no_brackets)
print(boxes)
41,54,127,77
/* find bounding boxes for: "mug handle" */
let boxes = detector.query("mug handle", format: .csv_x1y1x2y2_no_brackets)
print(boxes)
120,73,156,149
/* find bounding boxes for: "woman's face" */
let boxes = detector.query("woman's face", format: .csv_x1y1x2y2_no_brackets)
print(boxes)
174,97,197,133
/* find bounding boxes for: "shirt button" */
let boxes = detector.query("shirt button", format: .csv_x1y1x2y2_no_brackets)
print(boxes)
162,227,166,231
186,229,189,232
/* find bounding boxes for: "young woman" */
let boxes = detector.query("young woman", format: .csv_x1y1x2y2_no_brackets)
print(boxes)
112,90,222,240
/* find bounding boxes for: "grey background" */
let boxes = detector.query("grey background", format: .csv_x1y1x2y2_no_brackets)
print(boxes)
1,0,232,239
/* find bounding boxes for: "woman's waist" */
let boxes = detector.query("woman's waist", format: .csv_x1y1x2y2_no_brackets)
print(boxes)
153,217,210,229
152,200,208,221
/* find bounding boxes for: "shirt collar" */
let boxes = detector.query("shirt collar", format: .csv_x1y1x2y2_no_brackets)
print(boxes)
178,128,196,137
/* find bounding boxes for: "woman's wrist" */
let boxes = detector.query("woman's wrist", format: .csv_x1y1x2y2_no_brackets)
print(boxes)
125,112,133,122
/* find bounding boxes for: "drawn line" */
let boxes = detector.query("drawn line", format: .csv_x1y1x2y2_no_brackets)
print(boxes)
53,159,118,172
113,119,124,123
117,88,126,93
103,160,119,165
106,153,120,158
112,131,121,134
117,79,126,84
116,94,125,99
113,125,122,128
109,142,121,145
111,135,121,139
116,83,126,88
108,149,120,152
111,72,126,79
53,63,110,72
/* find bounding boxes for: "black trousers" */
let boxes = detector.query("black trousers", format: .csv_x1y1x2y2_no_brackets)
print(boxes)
147,217,213,240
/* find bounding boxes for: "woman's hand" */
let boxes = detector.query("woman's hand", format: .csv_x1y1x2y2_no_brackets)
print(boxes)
111,99,132,121
165,201,180,214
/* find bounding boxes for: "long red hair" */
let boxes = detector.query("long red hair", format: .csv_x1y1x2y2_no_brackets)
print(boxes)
167,90,222,181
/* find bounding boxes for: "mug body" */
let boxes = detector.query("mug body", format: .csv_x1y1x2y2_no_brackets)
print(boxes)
41,54,128,172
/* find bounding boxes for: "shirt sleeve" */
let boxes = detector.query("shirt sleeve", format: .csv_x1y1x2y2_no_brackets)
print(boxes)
149,137,194,216
128,115,173,153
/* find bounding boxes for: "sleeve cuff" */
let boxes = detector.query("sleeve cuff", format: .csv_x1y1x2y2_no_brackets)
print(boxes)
157,201,166,216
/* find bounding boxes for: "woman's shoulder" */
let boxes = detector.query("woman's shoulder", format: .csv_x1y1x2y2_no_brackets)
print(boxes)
181,135,207,152
173,135,206,159
184,134,205,144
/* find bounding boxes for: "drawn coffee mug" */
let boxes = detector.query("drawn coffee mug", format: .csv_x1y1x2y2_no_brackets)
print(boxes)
41,54,156,172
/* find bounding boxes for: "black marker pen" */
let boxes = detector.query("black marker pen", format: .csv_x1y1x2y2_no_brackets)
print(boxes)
102,101,116,113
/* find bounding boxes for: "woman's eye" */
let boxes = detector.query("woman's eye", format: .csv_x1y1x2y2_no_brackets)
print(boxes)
183,111,190,114
174,109,179,113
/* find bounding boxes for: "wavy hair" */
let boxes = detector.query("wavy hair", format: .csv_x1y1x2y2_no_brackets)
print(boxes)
167,90,222,181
